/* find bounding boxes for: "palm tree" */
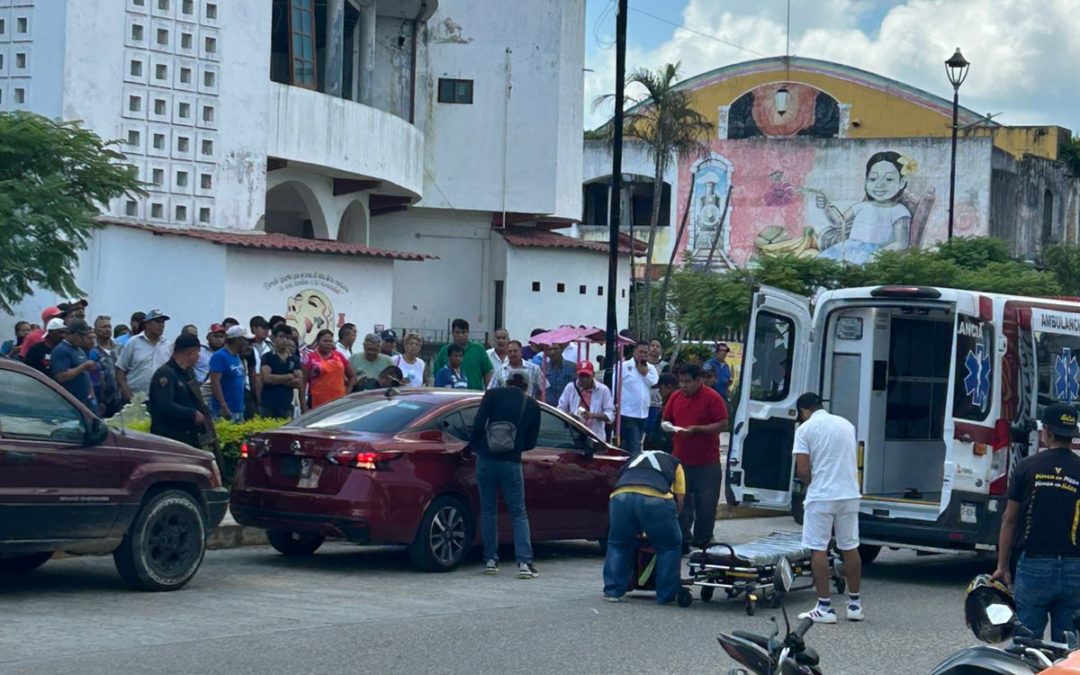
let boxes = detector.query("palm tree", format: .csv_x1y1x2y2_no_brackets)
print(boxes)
604,63,713,337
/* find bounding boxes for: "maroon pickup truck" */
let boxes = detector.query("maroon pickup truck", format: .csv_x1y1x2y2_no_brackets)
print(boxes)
0,359,228,591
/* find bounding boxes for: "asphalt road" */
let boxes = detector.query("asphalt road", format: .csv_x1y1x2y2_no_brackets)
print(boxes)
1,517,995,675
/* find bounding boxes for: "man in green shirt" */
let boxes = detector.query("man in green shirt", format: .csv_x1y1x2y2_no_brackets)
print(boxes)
433,318,493,391
349,333,394,390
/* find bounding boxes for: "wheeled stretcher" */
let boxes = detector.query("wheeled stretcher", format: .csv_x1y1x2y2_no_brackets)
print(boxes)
678,531,845,613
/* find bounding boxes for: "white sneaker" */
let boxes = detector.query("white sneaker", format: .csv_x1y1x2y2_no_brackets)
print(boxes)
847,604,864,621
517,562,539,579
483,559,499,575
798,606,838,624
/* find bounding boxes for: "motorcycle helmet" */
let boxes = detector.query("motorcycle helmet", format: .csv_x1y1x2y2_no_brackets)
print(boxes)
964,574,1017,643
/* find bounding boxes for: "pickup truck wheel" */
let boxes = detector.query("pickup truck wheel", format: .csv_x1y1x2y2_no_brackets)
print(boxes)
0,552,53,574
266,531,325,556
858,544,881,566
114,490,206,592
409,496,472,572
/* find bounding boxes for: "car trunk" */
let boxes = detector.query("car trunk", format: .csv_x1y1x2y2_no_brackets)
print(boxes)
824,305,954,508
244,429,391,495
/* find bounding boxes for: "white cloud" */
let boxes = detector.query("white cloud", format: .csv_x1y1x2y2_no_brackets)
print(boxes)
584,0,1080,134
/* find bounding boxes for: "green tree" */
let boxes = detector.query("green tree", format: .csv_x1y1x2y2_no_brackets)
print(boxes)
1061,133,1080,178
1042,242,1080,296
0,112,143,312
602,62,713,338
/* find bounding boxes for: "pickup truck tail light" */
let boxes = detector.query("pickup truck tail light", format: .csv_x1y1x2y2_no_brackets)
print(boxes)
326,449,402,471
240,442,250,460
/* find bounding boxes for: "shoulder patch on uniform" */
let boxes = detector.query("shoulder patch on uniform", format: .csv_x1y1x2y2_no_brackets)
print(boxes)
158,377,169,388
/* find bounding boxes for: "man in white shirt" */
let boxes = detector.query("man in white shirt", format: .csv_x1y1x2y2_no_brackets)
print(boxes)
490,340,543,399
117,309,174,400
335,323,357,360
558,361,615,439
792,392,864,624
487,328,510,385
619,342,659,453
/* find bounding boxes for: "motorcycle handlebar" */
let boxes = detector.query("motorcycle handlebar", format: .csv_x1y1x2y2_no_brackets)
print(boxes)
793,618,814,640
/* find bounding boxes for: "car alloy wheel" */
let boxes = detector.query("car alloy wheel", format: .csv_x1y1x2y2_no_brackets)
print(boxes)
429,503,467,566
409,495,473,572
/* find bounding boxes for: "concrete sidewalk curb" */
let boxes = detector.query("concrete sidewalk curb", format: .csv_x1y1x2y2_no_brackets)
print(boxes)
716,504,787,520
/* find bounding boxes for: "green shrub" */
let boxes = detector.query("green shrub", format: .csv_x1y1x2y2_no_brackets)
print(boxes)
123,416,288,485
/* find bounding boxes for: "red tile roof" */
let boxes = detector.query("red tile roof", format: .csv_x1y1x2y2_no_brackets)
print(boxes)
499,227,635,255
98,218,431,261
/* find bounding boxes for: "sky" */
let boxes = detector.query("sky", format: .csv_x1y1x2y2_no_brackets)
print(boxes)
583,0,1080,134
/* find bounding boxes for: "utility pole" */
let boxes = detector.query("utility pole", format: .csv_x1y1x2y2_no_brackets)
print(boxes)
604,0,628,390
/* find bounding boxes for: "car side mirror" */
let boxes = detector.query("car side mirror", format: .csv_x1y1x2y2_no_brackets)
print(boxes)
85,417,110,446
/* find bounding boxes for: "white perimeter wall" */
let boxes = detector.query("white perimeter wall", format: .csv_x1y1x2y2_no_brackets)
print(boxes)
502,245,630,352
223,248,395,342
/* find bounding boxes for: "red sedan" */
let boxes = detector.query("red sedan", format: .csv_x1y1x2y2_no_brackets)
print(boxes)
230,389,628,571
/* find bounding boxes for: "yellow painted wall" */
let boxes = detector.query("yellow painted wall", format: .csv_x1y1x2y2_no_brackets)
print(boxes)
683,64,1065,160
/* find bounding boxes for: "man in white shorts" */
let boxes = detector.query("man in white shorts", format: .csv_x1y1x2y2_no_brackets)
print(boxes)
793,392,864,623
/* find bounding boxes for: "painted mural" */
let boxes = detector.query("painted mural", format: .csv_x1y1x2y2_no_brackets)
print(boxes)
727,83,842,139
676,137,992,268
264,272,351,347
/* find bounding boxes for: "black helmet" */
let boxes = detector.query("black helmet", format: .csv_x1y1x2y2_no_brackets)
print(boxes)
964,574,1016,643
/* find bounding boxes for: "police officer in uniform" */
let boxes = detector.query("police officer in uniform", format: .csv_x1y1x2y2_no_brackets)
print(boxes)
148,333,216,451
993,402,1080,642
601,450,686,604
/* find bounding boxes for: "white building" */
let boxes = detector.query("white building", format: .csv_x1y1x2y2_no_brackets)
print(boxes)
1,0,630,346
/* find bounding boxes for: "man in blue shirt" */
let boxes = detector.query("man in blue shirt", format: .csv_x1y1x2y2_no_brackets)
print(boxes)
704,343,732,402
50,319,98,412
209,325,250,421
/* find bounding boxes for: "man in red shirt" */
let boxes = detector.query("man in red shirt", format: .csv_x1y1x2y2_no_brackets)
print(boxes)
662,363,729,551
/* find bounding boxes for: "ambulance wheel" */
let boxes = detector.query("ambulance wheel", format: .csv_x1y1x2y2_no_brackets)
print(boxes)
858,544,881,566
677,588,693,608
746,598,757,616
700,586,714,603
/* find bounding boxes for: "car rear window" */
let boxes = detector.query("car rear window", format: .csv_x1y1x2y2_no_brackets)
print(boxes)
292,397,433,434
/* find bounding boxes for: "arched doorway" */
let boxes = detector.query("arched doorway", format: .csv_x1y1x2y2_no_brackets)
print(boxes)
264,180,329,239
338,199,370,245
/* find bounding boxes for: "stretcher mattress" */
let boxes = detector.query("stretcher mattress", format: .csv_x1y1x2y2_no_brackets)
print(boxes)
689,531,810,567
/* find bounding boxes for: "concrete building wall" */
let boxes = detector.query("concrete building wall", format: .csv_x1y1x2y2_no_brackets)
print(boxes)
224,248,394,346
0,0,66,116
990,151,1080,259
371,15,415,122
369,208,493,334
418,0,584,220
502,246,631,353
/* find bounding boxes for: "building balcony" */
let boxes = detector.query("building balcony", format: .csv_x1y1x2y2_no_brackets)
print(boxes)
267,81,424,198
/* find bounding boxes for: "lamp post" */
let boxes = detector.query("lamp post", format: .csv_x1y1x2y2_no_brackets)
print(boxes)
945,47,970,242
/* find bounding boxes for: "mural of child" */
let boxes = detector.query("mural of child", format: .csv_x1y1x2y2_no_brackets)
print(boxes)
814,151,916,264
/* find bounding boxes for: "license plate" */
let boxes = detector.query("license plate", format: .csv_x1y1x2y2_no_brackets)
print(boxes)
279,456,301,477
960,502,977,524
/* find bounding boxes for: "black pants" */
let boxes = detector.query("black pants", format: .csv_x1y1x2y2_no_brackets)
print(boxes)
678,463,723,547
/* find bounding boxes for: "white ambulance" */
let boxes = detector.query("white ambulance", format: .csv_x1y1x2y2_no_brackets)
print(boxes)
726,284,1080,562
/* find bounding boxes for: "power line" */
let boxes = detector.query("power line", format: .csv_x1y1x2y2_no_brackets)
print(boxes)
627,6,771,58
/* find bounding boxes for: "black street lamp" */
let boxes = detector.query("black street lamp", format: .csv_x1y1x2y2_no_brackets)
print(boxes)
945,47,970,242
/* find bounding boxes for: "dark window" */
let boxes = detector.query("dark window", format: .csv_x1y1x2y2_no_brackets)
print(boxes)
288,0,317,89
438,405,479,442
556,283,565,293
532,281,540,292
535,411,579,450
630,181,671,227
597,286,604,296
953,316,994,422
579,285,587,295
295,397,433,433
749,311,795,402
0,370,86,443
582,181,609,226
437,78,473,104
885,318,951,440
1043,189,1055,244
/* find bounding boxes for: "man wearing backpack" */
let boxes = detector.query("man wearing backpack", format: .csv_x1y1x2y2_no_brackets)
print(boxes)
471,372,542,579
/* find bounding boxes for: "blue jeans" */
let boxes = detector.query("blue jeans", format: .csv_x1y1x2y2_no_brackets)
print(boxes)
620,416,646,454
476,458,533,565
1015,554,1080,642
602,492,683,604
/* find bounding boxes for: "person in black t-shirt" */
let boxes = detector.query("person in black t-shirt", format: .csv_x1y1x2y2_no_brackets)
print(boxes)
259,324,304,419
25,319,68,375
993,402,1080,642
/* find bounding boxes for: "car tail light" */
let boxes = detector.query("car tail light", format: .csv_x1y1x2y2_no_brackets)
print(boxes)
326,448,402,470
989,446,1009,496
240,442,249,460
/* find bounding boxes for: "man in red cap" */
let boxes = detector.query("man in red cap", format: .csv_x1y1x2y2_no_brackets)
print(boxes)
557,360,615,440
19,306,65,359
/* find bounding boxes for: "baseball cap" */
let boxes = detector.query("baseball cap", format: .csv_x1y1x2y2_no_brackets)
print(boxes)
576,360,595,376
66,319,92,335
379,329,398,343
702,361,717,373
41,306,64,322
144,309,170,322
174,333,201,352
226,325,254,340
45,318,67,332
207,323,226,336
1043,402,1079,438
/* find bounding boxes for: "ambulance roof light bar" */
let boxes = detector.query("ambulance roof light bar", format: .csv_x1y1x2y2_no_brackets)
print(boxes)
869,285,943,299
